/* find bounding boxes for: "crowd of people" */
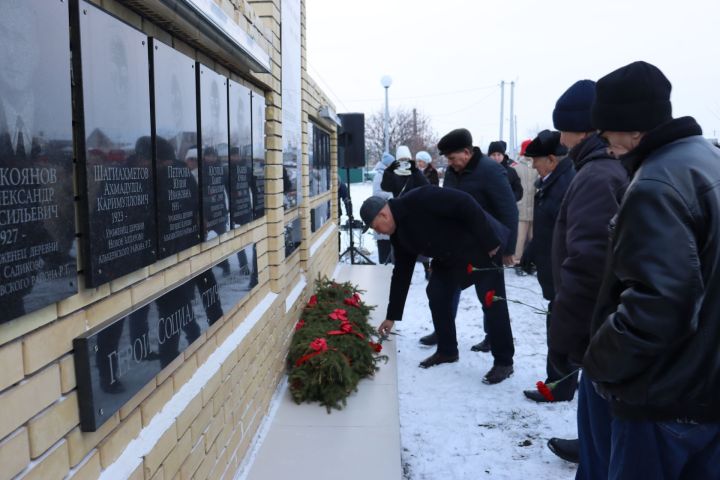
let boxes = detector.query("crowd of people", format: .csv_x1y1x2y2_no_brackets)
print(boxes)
360,60,720,478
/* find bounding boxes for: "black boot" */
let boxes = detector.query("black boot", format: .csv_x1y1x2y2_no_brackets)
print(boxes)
482,364,513,384
547,438,579,464
471,336,491,352
419,332,438,346
419,352,459,369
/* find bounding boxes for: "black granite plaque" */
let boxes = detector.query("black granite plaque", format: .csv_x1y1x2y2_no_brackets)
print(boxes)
251,92,265,220
198,65,230,241
0,0,78,323
151,40,201,258
76,2,156,287
284,216,301,257
228,80,253,227
74,242,258,431
281,0,302,210
310,201,330,233
309,124,331,197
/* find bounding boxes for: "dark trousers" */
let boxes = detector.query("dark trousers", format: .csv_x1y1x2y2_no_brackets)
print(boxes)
577,373,612,480
426,267,462,356
473,269,514,366
609,417,720,479
377,239,393,265
545,302,578,399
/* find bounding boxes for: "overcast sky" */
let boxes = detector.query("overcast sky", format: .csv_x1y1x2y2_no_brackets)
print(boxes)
306,0,720,155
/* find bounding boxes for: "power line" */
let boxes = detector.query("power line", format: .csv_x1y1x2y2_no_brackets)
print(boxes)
432,89,499,117
343,83,499,103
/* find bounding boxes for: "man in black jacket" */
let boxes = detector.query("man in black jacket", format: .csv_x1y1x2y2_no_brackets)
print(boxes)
429,128,518,384
362,186,508,373
488,140,523,202
583,61,720,478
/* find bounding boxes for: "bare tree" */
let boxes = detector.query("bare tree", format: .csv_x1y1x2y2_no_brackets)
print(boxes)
365,107,439,167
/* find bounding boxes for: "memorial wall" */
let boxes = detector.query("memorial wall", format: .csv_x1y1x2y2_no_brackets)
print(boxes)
0,0,340,478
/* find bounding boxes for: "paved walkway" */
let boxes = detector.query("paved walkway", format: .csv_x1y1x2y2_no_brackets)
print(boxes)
243,264,402,480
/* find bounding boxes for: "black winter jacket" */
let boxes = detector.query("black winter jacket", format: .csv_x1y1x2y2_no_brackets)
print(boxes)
549,134,627,364
584,117,720,422
524,157,575,300
423,164,440,186
443,147,519,254
380,161,428,197
385,186,506,320
502,156,524,201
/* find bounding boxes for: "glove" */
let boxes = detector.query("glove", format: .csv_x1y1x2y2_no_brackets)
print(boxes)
387,161,400,172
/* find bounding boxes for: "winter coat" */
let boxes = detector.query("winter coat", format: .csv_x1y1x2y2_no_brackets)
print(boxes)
423,164,440,186
380,161,429,198
584,117,720,422
548,134,628,365
502,156,524,201
523,156,575,300
515,158,537,221
372,162,393,241
385,185,507,320
443,147,519,254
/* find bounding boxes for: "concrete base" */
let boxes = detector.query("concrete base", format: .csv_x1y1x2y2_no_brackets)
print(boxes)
245,264,401,480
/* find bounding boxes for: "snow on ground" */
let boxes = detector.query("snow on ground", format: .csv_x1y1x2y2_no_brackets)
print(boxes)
345,181,578,480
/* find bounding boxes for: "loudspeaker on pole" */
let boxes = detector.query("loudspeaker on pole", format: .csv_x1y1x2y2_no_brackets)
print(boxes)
338,113,366,169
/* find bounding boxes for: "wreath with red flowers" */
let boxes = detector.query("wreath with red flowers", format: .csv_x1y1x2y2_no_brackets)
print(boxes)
287,277,387,411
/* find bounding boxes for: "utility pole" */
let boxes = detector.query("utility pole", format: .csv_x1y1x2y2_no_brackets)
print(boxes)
509,81,515,156
499,81,505,141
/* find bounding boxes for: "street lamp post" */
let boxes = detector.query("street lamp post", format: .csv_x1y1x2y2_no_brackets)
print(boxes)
381,75,392,153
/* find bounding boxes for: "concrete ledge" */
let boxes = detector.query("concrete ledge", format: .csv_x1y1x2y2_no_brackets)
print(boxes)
242,264,401,480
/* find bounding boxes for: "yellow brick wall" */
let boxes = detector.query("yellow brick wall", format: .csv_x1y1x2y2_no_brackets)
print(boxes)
0,0,341,478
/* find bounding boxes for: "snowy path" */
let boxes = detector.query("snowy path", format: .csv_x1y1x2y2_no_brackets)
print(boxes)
346,181,578,480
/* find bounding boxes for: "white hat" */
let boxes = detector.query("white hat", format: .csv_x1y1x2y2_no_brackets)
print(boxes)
185,148,198,160
415,151,432,163
395,145,412,160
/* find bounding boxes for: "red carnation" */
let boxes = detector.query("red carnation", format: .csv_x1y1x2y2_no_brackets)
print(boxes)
484,290,496,308
309,338,328,352
369,342,382,353
307,295,318,307
340,321,353,333
536,381,555,402
344,296,360,308
329,308,349,321
467,263,474,275
295,319,305,331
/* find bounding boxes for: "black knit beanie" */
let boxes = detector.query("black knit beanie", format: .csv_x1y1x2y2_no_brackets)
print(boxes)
553,80,596,132
592,61,672,132
487,141,507,155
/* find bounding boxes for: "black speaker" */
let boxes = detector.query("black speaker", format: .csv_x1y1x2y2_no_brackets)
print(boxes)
338,113,365,168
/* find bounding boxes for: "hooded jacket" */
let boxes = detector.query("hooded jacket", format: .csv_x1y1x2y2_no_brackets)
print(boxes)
584,117,720,421
549,134,628,364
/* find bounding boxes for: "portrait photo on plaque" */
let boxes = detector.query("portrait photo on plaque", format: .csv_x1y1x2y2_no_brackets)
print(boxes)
0,0,78,323
151,39,201,258
77,1,156,287
228,79,253,228
198,65,230,241
251,92,266,220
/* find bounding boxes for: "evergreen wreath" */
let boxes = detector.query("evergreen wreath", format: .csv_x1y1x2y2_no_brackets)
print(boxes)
287,277,387,411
